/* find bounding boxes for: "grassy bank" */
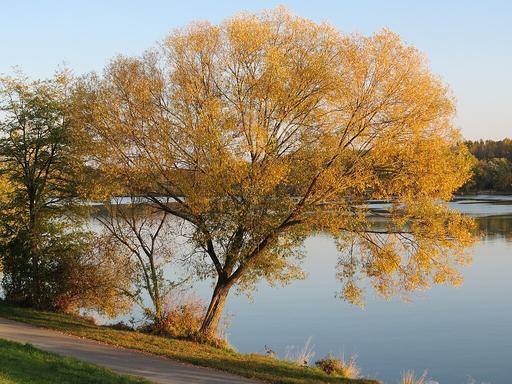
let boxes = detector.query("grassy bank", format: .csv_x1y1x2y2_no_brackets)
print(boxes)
0,302,379,384
0,338,148,384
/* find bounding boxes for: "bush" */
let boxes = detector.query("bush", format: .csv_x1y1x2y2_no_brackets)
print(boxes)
139,294,231,350
161,298,205,338
1,226,133,318
315,353,360,378
141,295,205,339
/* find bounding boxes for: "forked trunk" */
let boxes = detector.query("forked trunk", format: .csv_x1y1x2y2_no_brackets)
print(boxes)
199,278,231,338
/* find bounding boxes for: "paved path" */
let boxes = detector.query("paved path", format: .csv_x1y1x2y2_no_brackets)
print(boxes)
0,317,262,384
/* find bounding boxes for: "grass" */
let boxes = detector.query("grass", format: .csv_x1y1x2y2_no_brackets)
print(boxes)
0,302,379,384
400,371,428,384
0,338,149,384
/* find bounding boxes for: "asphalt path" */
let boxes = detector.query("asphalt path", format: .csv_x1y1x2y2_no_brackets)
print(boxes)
0,317,262,384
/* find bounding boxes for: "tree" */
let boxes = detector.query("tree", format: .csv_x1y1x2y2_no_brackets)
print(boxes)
478,158,512,191
462,139,512,192
87,8,476,338
97,197,185,326
0,73,131,314
465,139,512,162
0,72,80,307
0,174,11,274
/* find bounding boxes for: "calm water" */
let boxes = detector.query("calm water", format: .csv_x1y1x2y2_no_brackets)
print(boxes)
92,196,512,383
187,195,511,384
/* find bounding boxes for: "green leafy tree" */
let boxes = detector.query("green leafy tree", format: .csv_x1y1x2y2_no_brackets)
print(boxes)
463,139,512,192
0,73,131,315
466,139,512,161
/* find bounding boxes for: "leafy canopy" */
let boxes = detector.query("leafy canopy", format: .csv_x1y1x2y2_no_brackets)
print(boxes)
87,8,476,309
0,73,132,316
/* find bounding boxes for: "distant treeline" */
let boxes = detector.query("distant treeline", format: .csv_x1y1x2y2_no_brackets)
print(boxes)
462,139,512,192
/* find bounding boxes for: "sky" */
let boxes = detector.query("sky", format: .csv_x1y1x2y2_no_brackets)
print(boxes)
1,0,510,140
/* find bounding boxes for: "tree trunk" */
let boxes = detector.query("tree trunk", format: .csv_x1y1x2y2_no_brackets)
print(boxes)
153,291,164,329
28,209,41,308
199,278,231,338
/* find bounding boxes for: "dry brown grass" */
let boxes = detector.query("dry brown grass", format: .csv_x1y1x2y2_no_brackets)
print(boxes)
315,353,360,379
400,370,428,384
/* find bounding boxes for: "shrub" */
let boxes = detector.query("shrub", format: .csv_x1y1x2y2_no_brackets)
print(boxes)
315,353,360,378
1,227,132,317
160,297,205,338
138,293,231,349
141,295,205,339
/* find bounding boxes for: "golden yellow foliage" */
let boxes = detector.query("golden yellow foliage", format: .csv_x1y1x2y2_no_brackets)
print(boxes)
86,8,476,335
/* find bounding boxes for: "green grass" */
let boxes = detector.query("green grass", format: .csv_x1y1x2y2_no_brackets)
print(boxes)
0,302,380,384
0,338,149,384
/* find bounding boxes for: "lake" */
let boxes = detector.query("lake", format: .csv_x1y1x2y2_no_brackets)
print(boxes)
183,195,511,384
95,195,511,384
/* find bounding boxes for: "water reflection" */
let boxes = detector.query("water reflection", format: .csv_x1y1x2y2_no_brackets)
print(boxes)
220,197,512,384
475,215,512,241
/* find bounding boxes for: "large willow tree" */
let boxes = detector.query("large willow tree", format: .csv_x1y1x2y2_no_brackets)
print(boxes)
88,8,475,337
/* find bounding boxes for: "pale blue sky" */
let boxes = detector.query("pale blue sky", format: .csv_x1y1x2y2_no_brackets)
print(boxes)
1,0,510,139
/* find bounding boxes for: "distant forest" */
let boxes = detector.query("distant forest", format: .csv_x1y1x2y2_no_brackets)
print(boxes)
462,138,512,192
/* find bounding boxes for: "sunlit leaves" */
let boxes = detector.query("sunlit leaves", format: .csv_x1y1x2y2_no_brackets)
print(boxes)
87,7,476,314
